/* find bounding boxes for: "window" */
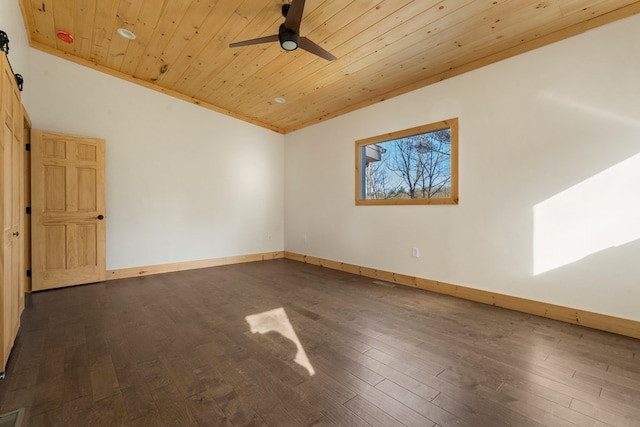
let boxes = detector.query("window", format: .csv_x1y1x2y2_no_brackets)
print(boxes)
355,118,458,205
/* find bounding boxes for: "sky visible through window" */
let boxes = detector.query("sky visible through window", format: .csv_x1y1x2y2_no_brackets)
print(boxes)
362,127,452,200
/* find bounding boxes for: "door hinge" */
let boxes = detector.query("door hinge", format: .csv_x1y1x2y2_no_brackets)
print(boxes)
26,207,31,214
25,143,30,151
26,269,31,277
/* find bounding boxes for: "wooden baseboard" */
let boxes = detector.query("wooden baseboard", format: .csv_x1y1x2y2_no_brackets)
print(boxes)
106,251,284,280
284,251,640,340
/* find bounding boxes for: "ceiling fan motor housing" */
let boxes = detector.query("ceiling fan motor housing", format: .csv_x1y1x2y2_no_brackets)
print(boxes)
279,23,299,51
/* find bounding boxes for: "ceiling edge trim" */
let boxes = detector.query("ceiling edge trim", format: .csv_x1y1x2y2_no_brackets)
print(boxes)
285,1,640,134
19,1,640,135
26,42,286,134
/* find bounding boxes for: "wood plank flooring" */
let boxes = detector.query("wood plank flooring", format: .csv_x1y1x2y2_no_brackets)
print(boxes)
1,259,639,426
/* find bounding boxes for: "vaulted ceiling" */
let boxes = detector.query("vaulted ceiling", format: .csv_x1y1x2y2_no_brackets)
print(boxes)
19,0,640,134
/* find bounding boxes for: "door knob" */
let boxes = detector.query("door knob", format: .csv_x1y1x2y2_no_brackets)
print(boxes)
97,215,104,220
12,231,19,236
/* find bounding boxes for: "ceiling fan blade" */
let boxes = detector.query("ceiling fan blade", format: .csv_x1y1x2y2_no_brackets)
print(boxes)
299,37,336,61
229,34,279,48
284,0,305,32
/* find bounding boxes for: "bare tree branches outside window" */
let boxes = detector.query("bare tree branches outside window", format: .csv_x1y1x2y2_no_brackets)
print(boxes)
364,128,451,199
356,119,458,205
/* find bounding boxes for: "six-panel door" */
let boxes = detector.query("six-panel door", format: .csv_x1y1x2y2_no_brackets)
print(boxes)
31,131,106,291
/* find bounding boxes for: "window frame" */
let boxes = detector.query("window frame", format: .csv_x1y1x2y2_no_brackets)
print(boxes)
355,118,459,206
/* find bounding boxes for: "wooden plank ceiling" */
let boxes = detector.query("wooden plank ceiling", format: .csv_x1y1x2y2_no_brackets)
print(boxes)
19,0,640,134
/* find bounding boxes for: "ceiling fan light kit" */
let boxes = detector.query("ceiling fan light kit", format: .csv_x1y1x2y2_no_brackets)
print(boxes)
279,25,299,51
229,0,336,61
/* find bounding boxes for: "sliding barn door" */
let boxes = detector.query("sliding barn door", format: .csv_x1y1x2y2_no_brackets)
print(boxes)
31,131,106,291
1,51,24,371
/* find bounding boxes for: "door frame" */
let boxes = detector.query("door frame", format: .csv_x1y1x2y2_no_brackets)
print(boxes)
23,108,31,295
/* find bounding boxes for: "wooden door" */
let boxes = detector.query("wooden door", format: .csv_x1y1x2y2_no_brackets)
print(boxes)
1,52,23,371
31,131,106,291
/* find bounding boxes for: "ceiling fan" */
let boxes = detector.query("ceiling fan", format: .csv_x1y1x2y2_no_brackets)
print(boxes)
229,0,337,61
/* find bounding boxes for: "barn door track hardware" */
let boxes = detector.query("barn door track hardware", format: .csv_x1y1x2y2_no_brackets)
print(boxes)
0,31,24,91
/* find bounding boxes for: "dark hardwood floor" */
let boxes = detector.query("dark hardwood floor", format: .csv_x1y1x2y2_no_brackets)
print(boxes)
1,259,639,426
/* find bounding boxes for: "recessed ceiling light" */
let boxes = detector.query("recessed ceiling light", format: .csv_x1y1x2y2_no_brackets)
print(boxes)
274,97,286,104
117,28,136,40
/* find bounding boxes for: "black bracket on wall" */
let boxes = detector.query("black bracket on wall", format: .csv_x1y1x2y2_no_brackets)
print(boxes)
0,30,24,92
15,74,23,91
0,31,8,54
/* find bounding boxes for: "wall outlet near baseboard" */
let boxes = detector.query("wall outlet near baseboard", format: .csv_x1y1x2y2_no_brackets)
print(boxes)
412,247,419,258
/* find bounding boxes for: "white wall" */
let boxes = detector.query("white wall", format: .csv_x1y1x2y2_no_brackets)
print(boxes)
0,0,30,108
28,50,284,270
284,14,640,321
10,5,639,320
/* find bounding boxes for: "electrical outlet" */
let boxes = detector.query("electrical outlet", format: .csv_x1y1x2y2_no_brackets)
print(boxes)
268,234,272,241
303,235,307,244
412,247,419,258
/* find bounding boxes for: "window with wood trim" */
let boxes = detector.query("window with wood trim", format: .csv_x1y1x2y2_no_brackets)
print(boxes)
355,118,458,205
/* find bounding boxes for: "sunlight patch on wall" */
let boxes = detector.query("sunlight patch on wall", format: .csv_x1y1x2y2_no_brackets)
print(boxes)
540,91,640,129
245,307,315,376
534,153,640,275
